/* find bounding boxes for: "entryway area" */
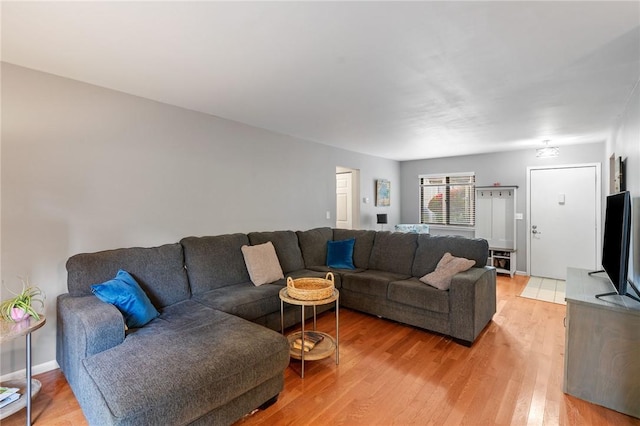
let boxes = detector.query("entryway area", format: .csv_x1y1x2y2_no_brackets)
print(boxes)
527,164,601,280
519,276,566,305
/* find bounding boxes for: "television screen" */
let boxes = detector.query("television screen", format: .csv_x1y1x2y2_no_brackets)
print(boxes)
601,191,631,295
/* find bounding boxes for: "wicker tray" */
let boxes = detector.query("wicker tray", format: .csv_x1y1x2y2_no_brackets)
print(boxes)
286,272,335,301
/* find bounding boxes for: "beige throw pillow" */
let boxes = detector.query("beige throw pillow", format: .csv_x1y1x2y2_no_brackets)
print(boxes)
241,242,284,286
419,252,475,290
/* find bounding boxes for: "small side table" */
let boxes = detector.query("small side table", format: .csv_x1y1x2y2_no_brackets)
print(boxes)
279,288,339,378
0,315,46,425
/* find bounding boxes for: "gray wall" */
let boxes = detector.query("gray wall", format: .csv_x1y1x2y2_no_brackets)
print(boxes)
0,63,400,375
2,59,635,376
400,143,605,273
607,79,640,285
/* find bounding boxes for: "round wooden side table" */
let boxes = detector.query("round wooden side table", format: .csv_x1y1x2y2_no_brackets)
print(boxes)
0,315,46,425
279,288,339,378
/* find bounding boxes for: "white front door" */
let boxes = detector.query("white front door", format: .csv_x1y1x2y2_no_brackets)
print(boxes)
336,172,352,229
528,164,600,280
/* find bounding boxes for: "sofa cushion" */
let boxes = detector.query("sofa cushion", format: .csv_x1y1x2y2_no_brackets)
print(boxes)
412,235,489,277
181,234,251,293
296,227,333,267
368,232,418,275
192,272,326,323
241,242,285,286
326,238,356,269
248,231,305,273
333,229,376,269
91,269,159,328
193,282,284,321
387,278,450,313
420,252,476,290
133,299,225,336
82,307,289,425
66,243,190,309
341,270,410,298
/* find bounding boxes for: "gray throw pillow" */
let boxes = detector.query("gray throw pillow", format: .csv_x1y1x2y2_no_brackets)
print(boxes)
420,252,475,290
241,241,284,286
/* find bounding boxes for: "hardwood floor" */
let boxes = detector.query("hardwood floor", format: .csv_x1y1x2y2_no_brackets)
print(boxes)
5,275,640,425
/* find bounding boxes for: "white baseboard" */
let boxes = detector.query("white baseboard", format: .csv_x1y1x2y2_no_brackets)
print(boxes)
0,360,60,382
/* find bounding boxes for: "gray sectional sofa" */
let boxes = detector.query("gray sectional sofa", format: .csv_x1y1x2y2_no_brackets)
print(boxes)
57,227,496,425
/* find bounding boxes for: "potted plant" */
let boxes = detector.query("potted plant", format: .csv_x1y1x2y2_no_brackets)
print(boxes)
0,277,45,322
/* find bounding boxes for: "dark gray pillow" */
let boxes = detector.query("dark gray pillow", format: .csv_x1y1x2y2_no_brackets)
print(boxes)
296,227,333,267
181,234,251,293
368,232,418,275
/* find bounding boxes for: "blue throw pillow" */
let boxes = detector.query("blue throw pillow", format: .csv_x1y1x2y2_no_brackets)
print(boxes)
91,269,159,328
326,238,356,269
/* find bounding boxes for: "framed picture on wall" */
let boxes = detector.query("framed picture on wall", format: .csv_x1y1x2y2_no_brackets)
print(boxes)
613,156,626,193
376,179,390,206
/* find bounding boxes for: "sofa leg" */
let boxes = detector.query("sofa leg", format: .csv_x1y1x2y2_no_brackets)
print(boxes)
452,337,473,347
258,394,279,410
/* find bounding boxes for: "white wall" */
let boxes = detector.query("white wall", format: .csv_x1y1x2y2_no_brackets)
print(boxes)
0,63,400,375
400,143,606,273
607,79,640,286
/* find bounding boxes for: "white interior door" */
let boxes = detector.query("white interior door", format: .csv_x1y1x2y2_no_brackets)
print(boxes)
336,172,352,229
528,165,600,280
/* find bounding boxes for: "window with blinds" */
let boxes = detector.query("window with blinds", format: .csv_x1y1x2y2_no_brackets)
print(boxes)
419,173,476,226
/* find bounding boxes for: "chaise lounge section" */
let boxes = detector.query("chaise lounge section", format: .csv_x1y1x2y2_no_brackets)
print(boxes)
58,243,290,426
57,227,495,425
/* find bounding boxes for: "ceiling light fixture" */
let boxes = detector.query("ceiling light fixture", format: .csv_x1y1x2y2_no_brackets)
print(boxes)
536,140,559,158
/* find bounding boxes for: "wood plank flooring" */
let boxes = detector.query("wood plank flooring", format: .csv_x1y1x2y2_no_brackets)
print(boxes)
4,275,640,425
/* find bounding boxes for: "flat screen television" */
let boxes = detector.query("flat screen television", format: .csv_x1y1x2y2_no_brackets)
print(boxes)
591,191,639,302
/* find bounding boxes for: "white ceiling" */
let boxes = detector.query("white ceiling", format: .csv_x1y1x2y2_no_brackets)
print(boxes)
2,1,639,161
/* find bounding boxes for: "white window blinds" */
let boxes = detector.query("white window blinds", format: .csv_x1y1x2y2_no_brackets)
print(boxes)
419,173,476,226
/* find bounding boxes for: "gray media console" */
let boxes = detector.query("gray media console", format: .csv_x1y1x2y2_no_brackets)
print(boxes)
563,267,640,418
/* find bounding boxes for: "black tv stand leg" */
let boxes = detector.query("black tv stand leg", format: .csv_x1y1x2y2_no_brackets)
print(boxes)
595,291,618,300
595,282,640,304
625,279,640,303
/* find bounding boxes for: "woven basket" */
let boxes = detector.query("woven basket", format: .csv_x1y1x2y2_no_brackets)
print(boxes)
286,272,335,301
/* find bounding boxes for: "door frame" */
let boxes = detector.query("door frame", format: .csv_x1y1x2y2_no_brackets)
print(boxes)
526,163,602,277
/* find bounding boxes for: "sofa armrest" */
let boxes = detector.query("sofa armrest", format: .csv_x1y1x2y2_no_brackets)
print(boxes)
448,266,496,344
56,293,125,388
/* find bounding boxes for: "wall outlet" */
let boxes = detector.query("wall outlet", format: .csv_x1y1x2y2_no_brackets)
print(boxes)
515,213,523,220
326,211,331,220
